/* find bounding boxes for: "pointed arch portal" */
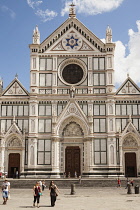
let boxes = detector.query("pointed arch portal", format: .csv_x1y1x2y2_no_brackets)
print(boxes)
65,146,80,177
125,153,137,177
8,153,20,178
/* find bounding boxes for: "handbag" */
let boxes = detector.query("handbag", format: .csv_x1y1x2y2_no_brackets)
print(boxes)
39,192,42,196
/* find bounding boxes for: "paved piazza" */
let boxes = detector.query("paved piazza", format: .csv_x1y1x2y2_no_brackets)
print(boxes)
0,187,140,210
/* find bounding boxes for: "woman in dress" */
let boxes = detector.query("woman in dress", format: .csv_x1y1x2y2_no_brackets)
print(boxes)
33,181,42,208
49,181,60,207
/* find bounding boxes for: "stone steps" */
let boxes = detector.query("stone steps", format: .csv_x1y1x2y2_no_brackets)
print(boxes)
0,178,140,189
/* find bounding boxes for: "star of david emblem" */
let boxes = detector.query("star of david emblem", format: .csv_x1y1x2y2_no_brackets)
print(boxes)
66,36,78,49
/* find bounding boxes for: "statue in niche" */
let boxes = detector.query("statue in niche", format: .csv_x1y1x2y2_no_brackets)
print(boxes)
123,136,138,148
70,86,75,98
63,122,83,136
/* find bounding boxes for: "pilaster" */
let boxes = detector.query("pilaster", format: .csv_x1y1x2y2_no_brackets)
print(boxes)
51,137,60,178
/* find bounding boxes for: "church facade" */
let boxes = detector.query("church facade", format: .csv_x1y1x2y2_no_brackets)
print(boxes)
0,6,140,178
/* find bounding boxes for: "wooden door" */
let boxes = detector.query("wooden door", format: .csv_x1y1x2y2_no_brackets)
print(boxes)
125,152,137,177
8,153,20,178
65,146,80,177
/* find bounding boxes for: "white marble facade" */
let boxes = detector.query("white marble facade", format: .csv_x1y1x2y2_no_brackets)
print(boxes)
0,6,140,178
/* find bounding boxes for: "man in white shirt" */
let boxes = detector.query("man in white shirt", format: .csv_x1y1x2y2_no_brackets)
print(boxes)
1,179,10,205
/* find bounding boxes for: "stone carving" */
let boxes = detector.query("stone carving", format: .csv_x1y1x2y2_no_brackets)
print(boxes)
53,42,64,51
123,136,138,148
119,82,139,95
80,42,92,51
62,122,83,136
126,127,134,133
8,137,22,147
5,82,27,96
62,32,82,51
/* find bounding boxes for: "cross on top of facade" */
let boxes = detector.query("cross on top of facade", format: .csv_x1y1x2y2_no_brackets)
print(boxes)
15,73,18,78
69,2,76,17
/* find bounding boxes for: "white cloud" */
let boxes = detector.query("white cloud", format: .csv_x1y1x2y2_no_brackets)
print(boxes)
27,0,57,22
114,20,140,86
61,0,124,16
27,0,43,9
1,5,16,19
35,9,57,22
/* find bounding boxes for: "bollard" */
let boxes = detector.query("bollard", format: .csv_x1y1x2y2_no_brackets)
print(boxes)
127,183,132,194
135,185,139,194
71,184,76,195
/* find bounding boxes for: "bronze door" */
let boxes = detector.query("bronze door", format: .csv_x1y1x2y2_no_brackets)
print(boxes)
8,153,20,178
125,152,137,177
65,146,80,177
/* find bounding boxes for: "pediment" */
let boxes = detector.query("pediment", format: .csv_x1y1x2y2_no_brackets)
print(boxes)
50,29,96,52
121,119,140,138
57,100,88,122
40,18,105,53
4,121,22,139
2,78,29,96
116,77,140,95
55,100,90,136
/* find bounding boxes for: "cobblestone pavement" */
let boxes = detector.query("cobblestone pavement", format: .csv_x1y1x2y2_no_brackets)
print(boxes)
0,187,140,210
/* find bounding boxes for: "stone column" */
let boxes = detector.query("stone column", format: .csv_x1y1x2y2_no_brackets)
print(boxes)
51,138,60,178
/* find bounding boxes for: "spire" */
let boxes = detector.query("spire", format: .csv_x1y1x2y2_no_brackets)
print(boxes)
0,77,3,94
69,2,76,18
33,25,40,44
106,25,112,43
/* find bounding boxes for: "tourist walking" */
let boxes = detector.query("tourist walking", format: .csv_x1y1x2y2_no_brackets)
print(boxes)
117,178,121,187
125,178,130,189
42,180,46,191
33,181,42,208
49,181,60,207
130,179,134,187
1,179,10,205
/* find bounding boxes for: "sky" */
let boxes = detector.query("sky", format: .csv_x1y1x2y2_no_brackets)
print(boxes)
0,0,140,91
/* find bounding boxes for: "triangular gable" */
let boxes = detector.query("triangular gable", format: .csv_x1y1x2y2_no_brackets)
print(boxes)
116,77,140,95
57,100,88,122
40,17,105,53
121,118,140,138
55,100,90,136
2,78,29,96
51,29,95,52
4,118,23,139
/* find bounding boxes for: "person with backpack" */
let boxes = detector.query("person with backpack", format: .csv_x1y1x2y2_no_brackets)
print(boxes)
33,181,42,208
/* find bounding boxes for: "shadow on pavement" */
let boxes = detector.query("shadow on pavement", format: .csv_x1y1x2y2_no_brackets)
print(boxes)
19,205,52,208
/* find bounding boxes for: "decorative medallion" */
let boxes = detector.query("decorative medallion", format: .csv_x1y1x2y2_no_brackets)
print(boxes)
62,32,82,51
66,35,78,49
